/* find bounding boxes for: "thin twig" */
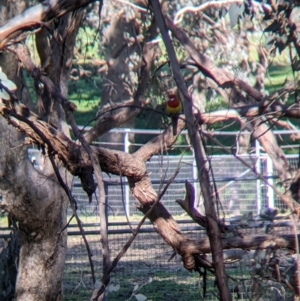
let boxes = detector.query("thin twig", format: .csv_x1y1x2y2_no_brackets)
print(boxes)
58,214,75,235
174,0,245,24
149,1,232,300
48,154,96,284
114,0,148,13
204,132,300,213
92,168,180,300
115,154,133,232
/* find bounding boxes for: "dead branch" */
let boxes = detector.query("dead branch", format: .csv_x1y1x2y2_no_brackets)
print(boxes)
150,0,232,299
176,181,207,228
174,0,272,24
0,0,96,49
199,103,300,125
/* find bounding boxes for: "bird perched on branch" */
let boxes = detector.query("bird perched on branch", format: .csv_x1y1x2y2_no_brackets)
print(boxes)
166,94,182,135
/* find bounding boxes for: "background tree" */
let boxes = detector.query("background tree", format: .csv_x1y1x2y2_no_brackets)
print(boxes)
1,1,300,300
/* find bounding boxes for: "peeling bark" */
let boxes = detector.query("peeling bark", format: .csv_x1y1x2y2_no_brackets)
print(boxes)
0,0,95,48
0,2,79,299
0,116,69,301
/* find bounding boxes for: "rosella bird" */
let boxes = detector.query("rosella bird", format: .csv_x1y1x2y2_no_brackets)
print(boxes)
166,94,182,135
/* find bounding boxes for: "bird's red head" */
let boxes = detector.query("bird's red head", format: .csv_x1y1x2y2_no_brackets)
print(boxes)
167,94,180,107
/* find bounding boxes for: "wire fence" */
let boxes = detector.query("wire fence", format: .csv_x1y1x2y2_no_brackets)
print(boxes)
63,219,295,301
26,128,300,218
60,129,299,300
64,221,208,301
2,129,300,300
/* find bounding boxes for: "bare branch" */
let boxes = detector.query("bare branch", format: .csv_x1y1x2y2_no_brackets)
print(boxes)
174,0,272,24
92,167,180,300
0,0,96,49
149,0,232,299
134,117,186,161
176,181,207,228
200,102,300,124
83,100,147,143
114,0,148,13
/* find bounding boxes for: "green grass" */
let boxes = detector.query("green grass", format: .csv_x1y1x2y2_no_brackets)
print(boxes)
63,265,205,301
106,272,202,301
68,77,101,126
0,214,7,228
265,64,294,93
66,61,296,128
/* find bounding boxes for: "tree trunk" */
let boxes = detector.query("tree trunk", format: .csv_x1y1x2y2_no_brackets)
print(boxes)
0,117,69,301
0,2,71,299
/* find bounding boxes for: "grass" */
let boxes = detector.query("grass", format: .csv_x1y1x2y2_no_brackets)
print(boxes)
68,78,101,127
265,64,294,93
63,261,205,301
0,214,7,228
106,271,202,301
0,213,194,229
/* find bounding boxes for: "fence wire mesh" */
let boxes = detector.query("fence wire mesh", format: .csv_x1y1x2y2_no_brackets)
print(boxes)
63,220,296,300
64,223,217,301
1,130,300,300
61,153,298,300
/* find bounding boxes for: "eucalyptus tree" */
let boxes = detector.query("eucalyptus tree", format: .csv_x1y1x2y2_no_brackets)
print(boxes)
1,1,300,300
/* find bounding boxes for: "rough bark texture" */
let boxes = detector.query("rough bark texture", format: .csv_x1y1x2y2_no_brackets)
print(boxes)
0,116,69,301
0,2,78,300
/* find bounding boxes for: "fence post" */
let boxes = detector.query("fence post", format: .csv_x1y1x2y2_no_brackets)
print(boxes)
266,155,275,208
104,182,109,226
193,156,198,206
255,139,261,214
124,130,130,216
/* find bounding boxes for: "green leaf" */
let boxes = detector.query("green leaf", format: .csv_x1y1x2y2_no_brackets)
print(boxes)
265,35,275,51
264,20,280,32
108,284,120,292
135,293,147,301
0,70,7,81
0,87,10,100
1,79,17,91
